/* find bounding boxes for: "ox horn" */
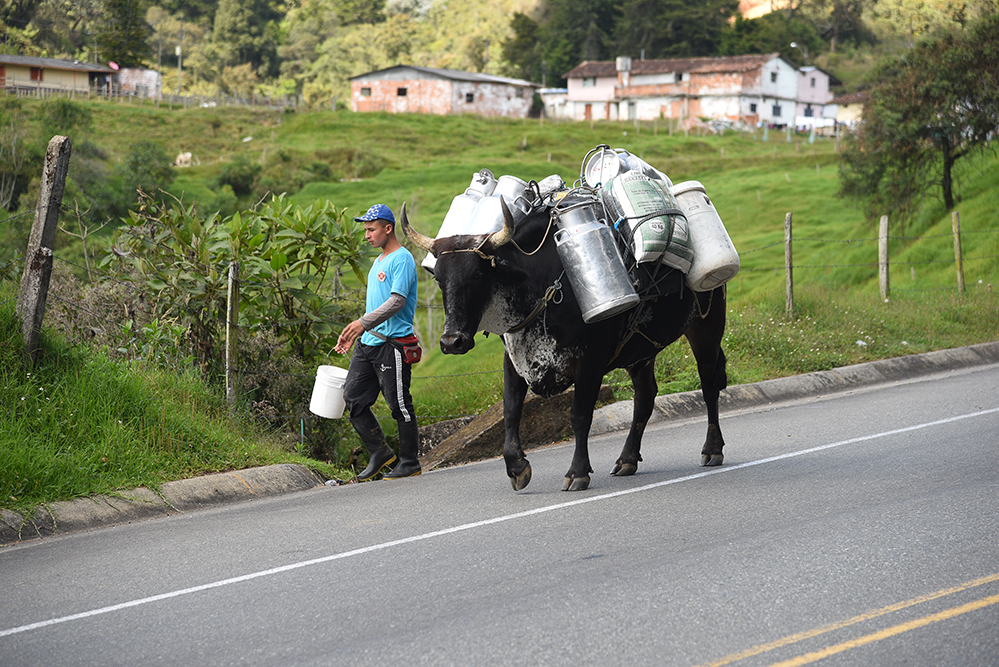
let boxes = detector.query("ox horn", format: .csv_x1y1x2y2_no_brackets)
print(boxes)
486,197,516,248
400,202,435,253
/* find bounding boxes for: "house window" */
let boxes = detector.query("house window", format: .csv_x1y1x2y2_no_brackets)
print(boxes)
516,88,524,98
804,106,814,117
397,87,407,97
772,104,782,117
360,87,371,97
810,77,816,88
465,92,474,103
583,77,596,87
676,72,684,82
749,103,757,113
31,67,43,82
770,71,778,83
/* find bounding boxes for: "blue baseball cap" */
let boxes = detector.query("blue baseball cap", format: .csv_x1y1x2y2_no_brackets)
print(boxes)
354,204,395,225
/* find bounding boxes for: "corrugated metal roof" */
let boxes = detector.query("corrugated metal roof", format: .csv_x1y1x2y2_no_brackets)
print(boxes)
565,53,782,79
350,65,539,88
0,54,114,73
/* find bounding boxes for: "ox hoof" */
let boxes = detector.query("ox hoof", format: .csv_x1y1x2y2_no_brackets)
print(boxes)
611,460,638,476
700,454,724,467
562,475,590,492
509,462,532,491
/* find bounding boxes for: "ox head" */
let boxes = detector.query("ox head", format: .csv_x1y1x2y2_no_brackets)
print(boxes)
401,200,527,354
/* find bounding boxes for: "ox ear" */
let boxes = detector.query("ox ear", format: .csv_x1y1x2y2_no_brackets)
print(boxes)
492,256,529,286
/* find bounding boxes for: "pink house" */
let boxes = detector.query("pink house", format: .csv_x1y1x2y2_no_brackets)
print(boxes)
793,65,840,128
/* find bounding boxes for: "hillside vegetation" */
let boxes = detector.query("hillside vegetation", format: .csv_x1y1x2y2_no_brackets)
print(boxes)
3,103,997,515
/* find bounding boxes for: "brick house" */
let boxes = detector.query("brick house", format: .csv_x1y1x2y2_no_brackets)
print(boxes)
563,54,803,128
350,65,539,118
0,55,113,95
117,67,161,98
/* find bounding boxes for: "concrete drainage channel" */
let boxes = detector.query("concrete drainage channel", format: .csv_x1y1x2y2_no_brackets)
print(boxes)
3,341,997,546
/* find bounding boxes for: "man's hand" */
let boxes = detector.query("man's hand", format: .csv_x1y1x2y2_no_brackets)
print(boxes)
336,320,365,354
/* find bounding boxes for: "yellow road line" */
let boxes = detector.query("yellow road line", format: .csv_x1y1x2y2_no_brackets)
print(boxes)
768,592,999,667
697,573,999,667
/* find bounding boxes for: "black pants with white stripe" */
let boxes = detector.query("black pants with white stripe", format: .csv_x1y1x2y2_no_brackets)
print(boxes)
343,341,419,459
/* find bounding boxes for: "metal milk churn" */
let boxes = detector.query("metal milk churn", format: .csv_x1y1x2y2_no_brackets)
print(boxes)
553,197,640,323
422,169,497,273
671,180,741,291
582,145,673,189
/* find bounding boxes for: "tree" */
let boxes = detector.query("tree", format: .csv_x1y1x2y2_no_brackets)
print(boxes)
839,13,999,223
211,0,280,76
98,0,152,67
500,0,617,86
500,12,543,82
720,11,823,60
39,98,93,140
0,98,35,212
114,140,175,202
801,0,870,53
612,0,739,59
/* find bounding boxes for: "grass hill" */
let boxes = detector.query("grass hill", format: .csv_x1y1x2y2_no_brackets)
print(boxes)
4,100,997,514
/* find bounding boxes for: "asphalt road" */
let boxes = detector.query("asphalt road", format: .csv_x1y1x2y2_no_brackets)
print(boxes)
2,364,998,666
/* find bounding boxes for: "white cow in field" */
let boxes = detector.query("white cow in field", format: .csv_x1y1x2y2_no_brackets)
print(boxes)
174,152,200,167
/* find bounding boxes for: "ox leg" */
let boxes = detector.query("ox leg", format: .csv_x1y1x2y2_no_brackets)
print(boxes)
562,372,602,492
502,352,533,491
686,287,728,467
611,359,656,477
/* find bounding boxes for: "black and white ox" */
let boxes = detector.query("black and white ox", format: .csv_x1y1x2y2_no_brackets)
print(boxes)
401,199,728,492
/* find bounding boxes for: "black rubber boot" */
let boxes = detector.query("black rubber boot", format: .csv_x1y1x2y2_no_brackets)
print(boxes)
351,412,396,482
356,446,397,482
383,458,422,478
384,420,421,479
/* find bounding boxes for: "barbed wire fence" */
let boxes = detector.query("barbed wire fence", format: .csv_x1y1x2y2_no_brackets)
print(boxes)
737,211,998,319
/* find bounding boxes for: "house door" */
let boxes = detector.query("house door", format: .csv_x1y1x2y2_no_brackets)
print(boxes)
628,101,636,120
584,104,592,121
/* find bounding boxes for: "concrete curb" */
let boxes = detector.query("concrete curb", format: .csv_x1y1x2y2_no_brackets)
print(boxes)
1,464,323,546
3,342,997,546
589,340,999,436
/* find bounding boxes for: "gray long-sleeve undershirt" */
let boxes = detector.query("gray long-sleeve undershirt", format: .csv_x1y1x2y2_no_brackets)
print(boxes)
359,293,407,332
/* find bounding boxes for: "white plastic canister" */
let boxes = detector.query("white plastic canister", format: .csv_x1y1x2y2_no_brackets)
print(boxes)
461,174,532,237
422,170,497,273
671,181,740,292
309,365,350,419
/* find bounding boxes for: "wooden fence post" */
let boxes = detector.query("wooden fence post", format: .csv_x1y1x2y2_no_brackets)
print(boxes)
784,212,794,320
226,261,239,410
952,211,965,296
879,215,890,301
16,135,71,366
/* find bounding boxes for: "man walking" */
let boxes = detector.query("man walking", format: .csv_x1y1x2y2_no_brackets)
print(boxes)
336,204,421,480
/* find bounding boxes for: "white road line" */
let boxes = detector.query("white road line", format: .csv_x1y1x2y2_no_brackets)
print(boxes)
3,406,997,639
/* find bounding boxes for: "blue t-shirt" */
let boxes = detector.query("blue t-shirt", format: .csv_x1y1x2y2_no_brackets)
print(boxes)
360,246,418,347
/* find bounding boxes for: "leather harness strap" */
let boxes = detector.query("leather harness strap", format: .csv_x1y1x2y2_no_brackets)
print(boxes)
506,274,563,334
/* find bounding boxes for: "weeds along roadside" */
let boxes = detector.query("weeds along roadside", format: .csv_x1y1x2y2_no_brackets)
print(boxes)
0,284,343,516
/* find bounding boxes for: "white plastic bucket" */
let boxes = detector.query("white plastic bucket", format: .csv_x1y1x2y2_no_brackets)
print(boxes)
671,181,741,292
309,365,349,419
